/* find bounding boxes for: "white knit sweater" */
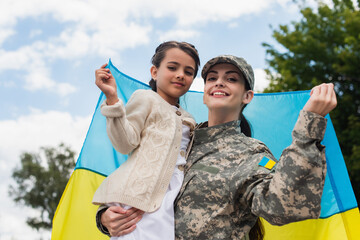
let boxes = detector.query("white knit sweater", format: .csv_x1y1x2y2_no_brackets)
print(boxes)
92,89,196,212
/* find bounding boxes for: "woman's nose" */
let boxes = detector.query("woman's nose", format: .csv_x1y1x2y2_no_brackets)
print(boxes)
215,78,225,87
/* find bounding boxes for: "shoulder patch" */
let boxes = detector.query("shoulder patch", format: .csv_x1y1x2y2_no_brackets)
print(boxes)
259,156,277,170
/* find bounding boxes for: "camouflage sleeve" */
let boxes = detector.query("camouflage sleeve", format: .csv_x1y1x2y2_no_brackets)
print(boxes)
248,110,327,226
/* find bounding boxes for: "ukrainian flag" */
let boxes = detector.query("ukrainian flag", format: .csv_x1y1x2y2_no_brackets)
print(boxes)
52,60,360,240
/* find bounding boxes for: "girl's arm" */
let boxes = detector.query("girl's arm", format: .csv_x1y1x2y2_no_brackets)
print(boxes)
247,83,337,225
95,64,152,154
100,90,152,154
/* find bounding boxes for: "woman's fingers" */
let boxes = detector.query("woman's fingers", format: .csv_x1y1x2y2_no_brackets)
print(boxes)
119,224,137,236
112,214,143,236
303,83,337,116
126,207,145,218
103,207,144,237
109,206,127,215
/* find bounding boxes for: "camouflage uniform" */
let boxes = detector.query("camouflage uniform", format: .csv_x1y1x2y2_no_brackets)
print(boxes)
174,110,327,240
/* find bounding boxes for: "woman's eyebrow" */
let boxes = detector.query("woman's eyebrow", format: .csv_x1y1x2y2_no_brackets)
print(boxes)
207,70,218,75
225,70,241,75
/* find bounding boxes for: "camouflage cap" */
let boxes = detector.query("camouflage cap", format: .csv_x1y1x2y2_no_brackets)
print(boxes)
201,55,255,90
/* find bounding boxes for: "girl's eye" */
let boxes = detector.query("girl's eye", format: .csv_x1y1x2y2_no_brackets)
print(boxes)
207,77,216,81
168,66,176,71
185,71,194,76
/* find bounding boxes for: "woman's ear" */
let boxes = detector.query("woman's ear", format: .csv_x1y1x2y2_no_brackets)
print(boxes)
150,65,157,80
242,90,254,104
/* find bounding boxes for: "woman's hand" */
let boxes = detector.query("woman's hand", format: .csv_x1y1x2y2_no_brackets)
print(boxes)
101,206,145,237
303,83,337,117
95,63,119,105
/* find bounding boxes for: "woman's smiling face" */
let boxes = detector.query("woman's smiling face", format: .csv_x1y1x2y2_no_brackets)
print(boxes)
203,63,253,115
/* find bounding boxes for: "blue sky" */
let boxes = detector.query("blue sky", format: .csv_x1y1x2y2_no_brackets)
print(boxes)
0,0,314,239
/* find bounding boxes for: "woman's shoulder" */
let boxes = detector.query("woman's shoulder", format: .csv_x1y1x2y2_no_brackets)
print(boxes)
238,134,267,149
239,135,275,159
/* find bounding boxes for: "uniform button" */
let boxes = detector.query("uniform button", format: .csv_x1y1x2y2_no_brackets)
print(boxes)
180,150,185,157
176,110,181,116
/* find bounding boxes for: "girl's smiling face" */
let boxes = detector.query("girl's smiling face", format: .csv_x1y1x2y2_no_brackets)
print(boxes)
150,48,196,105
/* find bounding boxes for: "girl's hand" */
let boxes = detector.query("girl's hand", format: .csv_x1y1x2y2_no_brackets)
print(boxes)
101,206,144,237
95,63,119,105
303,83,337,117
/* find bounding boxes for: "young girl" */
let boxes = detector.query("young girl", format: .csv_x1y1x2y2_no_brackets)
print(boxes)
92,41,200,239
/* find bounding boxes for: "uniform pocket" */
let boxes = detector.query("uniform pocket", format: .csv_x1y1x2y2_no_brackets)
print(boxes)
191,163,220,174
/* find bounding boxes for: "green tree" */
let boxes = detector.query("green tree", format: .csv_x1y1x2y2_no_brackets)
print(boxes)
8,143,76,230
262,0,360,204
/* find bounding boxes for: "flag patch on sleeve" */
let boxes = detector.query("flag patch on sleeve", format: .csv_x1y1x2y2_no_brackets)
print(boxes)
259,156,276,170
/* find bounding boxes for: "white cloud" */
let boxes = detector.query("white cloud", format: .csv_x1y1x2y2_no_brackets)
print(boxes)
0,0,295,58
0,110,91,240
0,28,15,46
24,68,77,96
228,22,239,28
29,29,43,39
0,0,295,97
0,79,16,88
24,66,55,90
0,0,153,97
254,68,269,92
158,29,200,42
0,46,77,96
56,82,77,97
0,109,90,171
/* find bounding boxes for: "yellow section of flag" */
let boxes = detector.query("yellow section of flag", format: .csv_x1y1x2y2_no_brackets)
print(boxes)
262,208,360,240
52,169,108,240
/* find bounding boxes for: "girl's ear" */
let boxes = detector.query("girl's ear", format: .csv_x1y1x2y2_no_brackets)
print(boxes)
150,65,157,80
242,90,254,104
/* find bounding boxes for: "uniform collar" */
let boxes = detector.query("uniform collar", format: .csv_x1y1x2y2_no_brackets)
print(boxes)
194,120,242,145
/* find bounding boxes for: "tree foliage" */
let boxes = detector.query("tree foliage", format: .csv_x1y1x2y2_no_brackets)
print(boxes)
8,143,76,230
263,0,360,204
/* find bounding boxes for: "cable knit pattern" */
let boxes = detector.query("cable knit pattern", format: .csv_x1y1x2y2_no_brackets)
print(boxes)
92,89,196,212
